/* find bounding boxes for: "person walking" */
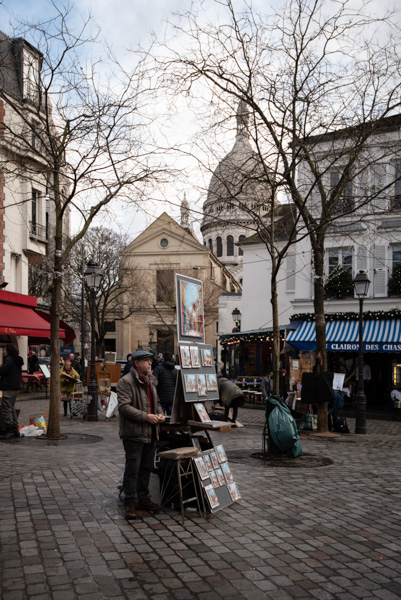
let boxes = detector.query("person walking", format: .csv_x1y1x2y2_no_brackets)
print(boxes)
60,360,80,416
152,352,177,415
70,353,81,377
0,344,24,439
117,350,165,520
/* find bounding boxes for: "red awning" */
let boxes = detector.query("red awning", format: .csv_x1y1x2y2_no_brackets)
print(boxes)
0,290,65,338
35,310,74,343
0,303,65,337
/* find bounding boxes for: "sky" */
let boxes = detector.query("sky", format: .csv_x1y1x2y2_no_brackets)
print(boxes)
0,0,396,243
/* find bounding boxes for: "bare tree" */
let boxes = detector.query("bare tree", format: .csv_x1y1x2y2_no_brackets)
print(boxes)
0,6,167,437
60,227,147,357
155,0,401,430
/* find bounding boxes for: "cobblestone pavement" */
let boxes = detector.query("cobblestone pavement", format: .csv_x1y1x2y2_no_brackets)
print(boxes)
1,394,401,600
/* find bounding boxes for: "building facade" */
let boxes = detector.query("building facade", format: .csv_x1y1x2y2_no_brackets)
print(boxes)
237,115,401,406
111,212,241,359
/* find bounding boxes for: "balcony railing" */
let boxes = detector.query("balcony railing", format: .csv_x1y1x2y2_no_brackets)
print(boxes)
29,221,48,241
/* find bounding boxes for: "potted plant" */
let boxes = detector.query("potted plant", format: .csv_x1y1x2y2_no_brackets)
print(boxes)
324,265,354,299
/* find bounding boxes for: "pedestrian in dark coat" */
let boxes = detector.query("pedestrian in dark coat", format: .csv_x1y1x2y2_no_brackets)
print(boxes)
0,344,24,438
152,353,177,415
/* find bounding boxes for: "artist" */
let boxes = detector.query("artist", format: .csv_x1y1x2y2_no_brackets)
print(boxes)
117,350,165,520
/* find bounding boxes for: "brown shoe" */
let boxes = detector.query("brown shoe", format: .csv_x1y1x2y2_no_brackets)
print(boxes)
125,504,138,520
136,498,160,512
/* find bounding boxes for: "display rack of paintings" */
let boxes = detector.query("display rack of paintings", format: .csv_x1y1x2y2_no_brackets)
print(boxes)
191,442,241,513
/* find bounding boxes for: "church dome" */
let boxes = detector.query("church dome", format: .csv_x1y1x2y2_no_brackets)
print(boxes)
202,101,270,231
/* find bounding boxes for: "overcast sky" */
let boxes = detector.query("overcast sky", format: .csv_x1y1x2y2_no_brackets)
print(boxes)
0,0,396,242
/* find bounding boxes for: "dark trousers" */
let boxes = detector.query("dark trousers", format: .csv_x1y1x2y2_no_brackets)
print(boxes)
1,390,19,429
123,437,156,506
224,396,243,421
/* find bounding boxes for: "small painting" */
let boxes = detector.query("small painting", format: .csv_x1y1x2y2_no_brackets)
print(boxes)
206,373,218,392
210,451,219,470
194,402,210,423
215,468,225,487
190,346,201,368
209,470,219,488
204,484,219,509
179,345,192,368
227,482,241,501
193,457,209,480
201,348,213,367
221,462,234,484
203,452,213,471
192,437,202,452
196,374,207,396
184,374,197,393
215,444,227,463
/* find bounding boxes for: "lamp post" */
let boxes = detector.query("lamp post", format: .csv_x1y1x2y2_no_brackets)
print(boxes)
232,307,241,331
84,258,103,422
353,270,371,434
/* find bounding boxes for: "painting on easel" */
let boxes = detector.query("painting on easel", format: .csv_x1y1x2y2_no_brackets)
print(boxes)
176,274,205,344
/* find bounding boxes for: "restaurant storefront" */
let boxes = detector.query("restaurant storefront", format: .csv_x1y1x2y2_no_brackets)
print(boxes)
287,313,401,409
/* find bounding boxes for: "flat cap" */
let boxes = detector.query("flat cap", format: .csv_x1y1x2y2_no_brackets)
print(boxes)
131,350,154,361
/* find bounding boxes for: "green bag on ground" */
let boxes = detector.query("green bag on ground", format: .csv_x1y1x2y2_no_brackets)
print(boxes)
267,397,302,457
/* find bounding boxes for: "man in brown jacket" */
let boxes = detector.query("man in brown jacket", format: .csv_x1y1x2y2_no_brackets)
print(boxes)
117,350,165,520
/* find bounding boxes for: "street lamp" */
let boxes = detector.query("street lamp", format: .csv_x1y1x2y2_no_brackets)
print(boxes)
84,258,103,422
232,307,241,331
353,270,371,434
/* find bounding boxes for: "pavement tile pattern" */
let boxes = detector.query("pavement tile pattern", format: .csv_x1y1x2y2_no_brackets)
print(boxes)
1,394,401,599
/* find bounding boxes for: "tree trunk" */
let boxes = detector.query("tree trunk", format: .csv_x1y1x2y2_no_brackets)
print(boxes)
312,243,328,433
271,274,280,396
47,270,62,439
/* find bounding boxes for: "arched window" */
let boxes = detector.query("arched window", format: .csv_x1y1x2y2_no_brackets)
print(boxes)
227,235,234,256
208,238,213,252
238,234,246,256
216,236,222,257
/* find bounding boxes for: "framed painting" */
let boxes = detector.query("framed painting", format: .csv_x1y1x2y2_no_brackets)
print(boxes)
176,274,205,344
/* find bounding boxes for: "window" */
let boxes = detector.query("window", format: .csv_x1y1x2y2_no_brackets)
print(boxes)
227,235,234,256
216,236,222,257
330,171,354,213
156,270,175,304
31,189,40,235
392,245,401,270
104,321,116,333
393,163,401,209
238,235,246,256
23,50,40,101
328,247,353,276
208,238,213,252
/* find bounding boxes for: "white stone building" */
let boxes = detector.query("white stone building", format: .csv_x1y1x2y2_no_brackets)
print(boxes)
0,32,69,358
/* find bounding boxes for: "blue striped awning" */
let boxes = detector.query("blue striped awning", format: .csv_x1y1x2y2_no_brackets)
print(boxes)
287,319,401,352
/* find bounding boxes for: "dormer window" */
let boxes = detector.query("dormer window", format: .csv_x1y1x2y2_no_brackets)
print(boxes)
23,48,40,101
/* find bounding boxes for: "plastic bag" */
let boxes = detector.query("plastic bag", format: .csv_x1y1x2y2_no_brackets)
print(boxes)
29,414,47,434
305,413,318,431
267,397,300,452
106,391,118,418
19,424,44,437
